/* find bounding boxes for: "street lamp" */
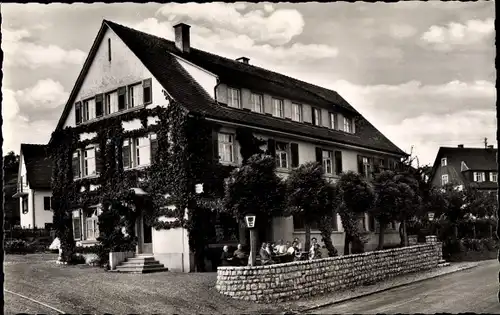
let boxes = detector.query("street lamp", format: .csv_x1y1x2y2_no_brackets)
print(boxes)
245,213,257,267
427,211,435,221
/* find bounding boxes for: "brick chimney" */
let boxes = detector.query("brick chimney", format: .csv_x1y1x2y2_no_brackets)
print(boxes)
458,144,464,148
236,57,250,64
173,23,191,53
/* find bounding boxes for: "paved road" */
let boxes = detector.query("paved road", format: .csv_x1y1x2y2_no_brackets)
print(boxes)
313,260,500,314
4,291,65,315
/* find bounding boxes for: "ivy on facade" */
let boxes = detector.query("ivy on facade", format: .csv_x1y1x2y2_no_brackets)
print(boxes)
50,94,266,266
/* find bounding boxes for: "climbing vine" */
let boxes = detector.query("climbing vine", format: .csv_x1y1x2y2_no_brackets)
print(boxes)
50,93,268,268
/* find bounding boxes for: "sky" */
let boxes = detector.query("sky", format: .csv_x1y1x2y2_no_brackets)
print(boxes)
1,2,496,166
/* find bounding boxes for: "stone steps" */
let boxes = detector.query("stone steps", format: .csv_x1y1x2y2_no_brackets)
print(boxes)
114,255,168,273
438,259,450,267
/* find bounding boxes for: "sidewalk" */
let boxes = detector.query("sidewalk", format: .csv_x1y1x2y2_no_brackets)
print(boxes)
283,261,480,313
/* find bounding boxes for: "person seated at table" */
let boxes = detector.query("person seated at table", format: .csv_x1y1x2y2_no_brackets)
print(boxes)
233,243,247,266
309,237,320,260
276,239,287,255
220,245,233,266
260,242,274,265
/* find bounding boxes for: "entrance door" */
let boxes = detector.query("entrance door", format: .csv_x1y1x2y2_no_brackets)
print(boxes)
140,216,153,254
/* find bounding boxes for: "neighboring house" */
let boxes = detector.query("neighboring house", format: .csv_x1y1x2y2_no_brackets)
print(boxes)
13,144,53,229
50,20,407,271
430,144,498,193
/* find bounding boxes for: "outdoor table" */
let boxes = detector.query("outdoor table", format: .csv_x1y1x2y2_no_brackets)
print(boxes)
273,253,290,263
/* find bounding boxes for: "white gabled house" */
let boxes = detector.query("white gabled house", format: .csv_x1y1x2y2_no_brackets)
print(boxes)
46,20,407,272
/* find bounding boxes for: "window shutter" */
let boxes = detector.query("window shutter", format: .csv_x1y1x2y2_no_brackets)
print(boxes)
143,79,152,104
290,143,299,168
335,151,343,175
95,147,103,175
315,147,322,163
122,140,131,168
72,151,81,178
75,102,82,125
212,130,219,161
357,155,364,174
267,139,276,157
311,108,316,125
150,135,159,163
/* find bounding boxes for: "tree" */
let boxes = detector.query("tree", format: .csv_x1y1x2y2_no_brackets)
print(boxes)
337,171,376,255
223,154,286,265
372,170,419,249
286,161,339,254
4,151,21,228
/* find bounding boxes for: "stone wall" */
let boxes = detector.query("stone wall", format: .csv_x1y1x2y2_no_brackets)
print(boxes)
216,241,442,302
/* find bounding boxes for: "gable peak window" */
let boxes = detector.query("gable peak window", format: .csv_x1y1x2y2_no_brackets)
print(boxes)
118,87,127,111
292,103,302,122
272,98,284,118
143,79,152,105
312,107,321,126
441,174,449,186
227,87,241,108
441,157,447,167
275,141,289,168
218,132,235,163
82,100,90,122
251,93,263,113
95,94,104,117
75,102,82,125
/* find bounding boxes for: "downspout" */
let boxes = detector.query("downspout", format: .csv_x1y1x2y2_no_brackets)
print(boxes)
31,189,36,228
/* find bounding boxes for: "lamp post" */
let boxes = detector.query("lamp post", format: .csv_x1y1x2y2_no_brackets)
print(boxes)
245,214,257,267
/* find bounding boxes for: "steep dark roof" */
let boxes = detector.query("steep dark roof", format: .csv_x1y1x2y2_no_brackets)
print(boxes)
55,20,406,156
21,144,52,189
435,147,497,171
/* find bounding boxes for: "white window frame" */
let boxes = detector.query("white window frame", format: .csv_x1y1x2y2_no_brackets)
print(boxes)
329,113,337,129
227,87,241,108
218,133,235,163
82,100,90,122
362,157,371,178
491,172,498,183
313,108,321,126
441,174,449,186
251,93,263,113
473,172,486,182
292,103,302,122
83,147,96,177
276,141,289,169
322,150,333,174
441,158,447,167
272,98,284,118
85,212,99,241
135,136,151,167
343,117,353,133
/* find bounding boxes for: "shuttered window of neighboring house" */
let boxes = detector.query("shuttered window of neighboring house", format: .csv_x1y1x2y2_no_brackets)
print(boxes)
72,151,81,179
75,102,82,125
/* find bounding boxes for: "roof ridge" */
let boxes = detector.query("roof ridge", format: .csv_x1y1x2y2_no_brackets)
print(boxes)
104,19,354,112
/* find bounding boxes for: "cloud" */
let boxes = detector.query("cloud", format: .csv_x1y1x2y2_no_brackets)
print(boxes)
389,24,417,39
133,18,338,66
420,18,494,51
15,79,68,113
382,110,496,165
156,3,304,45
2,27,86,69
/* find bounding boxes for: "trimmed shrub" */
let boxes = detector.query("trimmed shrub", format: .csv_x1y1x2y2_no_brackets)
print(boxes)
5,240,35,254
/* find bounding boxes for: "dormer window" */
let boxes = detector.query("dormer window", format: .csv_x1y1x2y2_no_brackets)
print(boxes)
441,158,447,167
312,107,321,126
473,172,486,182
251,93,263,113
227,87,241,108
292,103,302,122
343,117,353,133
272,98,284,118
